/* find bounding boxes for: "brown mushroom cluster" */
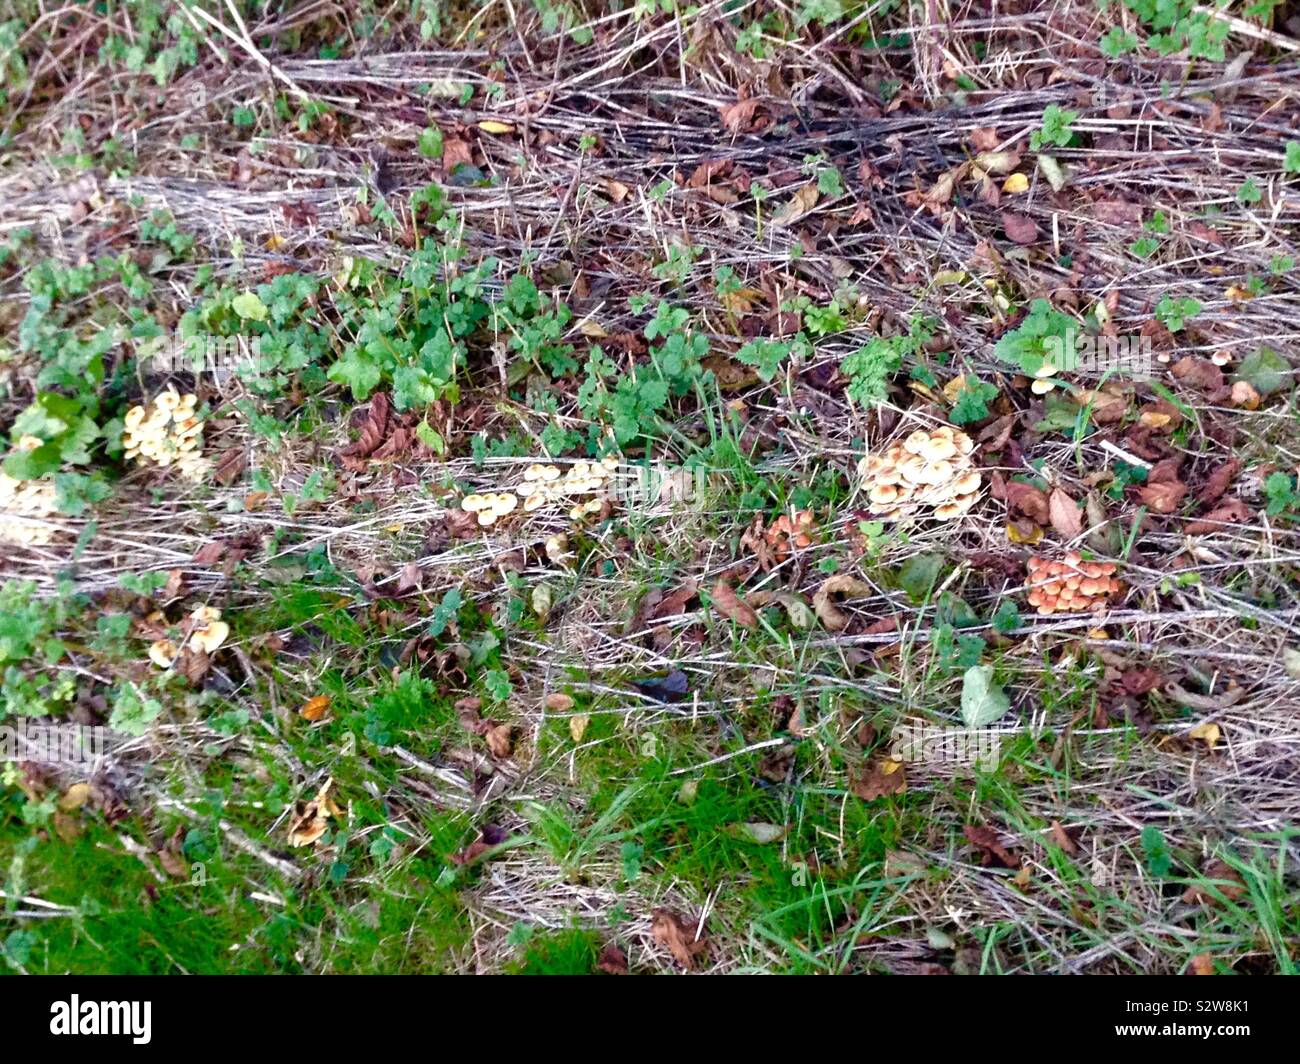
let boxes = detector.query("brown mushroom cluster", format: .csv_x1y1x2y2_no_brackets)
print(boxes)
123,387,207,482
857,426,981,521
1026,552,1122,615
0,436,58,546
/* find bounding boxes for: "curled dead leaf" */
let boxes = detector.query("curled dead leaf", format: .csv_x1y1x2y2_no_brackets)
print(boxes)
651,908,708,970
812,574,872,631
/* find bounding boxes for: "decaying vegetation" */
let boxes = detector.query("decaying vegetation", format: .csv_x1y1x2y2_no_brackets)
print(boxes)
1,1,1298,974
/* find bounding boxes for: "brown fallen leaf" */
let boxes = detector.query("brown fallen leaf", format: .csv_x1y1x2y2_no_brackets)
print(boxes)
710,579,759,629
1050,820,1079,856
1170,356,1224,393
1188,953,1216,975
651,908,708,970
544,692,575,711
1093,199,1143,226
212,446,248,487
1138,478,1188,514
1184,498,1252,534
288,779,342,847
1182,859,1245,907
1048,488,1083,539
1197,459,1240,505
812,574,873,631
850,756,907,800
597,942,629,975
338,392,391,466
963,824,1020,868
1005,481,1050,524
719,97,761,134
484,722,514,758
772,182,820,227
1000,211,1039,244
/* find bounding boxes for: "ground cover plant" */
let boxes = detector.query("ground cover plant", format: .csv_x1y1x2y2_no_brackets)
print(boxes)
1,0,1299,975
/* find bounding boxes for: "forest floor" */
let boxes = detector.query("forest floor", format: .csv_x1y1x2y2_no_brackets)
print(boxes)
1,1,1299,974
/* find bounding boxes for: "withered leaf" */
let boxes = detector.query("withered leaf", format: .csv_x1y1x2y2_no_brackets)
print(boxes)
772,183,820,227
1184,498,1252,534
719,97,761,134
1093,199,1143,226
484,722,514,758
1048,488,1084,539
850,757,906,801
1138,479,1188,514
1050,820,1079,856
710,580,759,629
597,942,629,975
963,824,1020,869
1000,211,1039,245
299,694,331,721
651,908,708,970
1005,481,1050,524
812,575,872,632
1170,356,1224,393
1197,459,1240,505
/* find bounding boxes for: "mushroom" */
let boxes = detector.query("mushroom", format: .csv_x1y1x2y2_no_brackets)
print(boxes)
0,469,59,546
123,390,207,481
149,639,179,668
858,426,982,522
189,620,230,654
1024,552,1122,615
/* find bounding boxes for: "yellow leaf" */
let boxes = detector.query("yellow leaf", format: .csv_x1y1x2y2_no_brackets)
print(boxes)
942,375,967,404
265,233,287,251
478,120,514,134
59,783,92,811
299,695,331,721
569,714,590,743
720,287,763,314
1188,721,1221,749
1002,172,1030,194
1006,521,1044,545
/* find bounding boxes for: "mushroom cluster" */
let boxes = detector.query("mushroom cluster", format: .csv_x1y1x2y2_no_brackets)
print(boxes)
1025,553,1122,615
123,387,207,481
149,605,230,667
857,426,981,521
460,492,518,527
460,457,620,527
0,437,58,546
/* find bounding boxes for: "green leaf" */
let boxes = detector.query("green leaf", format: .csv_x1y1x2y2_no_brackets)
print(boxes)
2,443,61,480
1235,345,1292,396
231,291,268,321
1284,141,1300,175
960,665,1011,729
898,553,944,603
